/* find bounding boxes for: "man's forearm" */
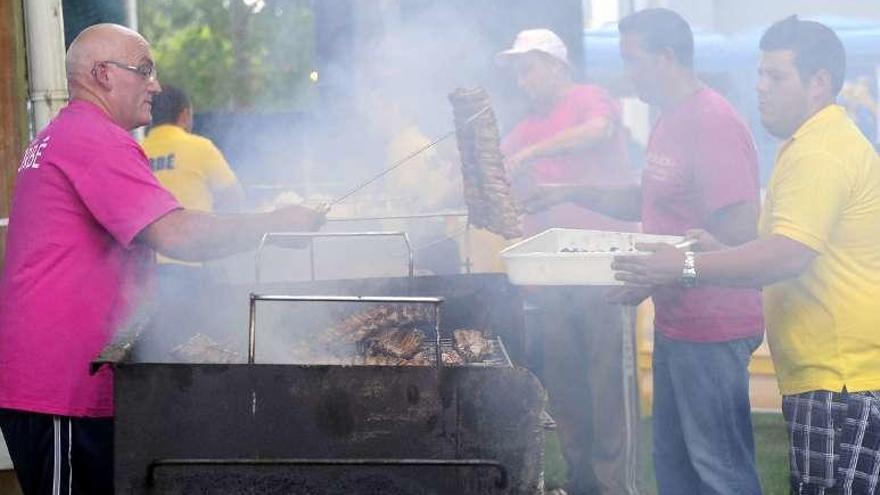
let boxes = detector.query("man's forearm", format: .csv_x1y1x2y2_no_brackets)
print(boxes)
696,235,817,288
568,185,642,221
139,206,321,262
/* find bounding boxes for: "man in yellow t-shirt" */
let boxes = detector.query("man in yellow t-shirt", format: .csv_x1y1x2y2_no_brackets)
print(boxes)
612,16,880,494
142,85,245,268
142,85,243,215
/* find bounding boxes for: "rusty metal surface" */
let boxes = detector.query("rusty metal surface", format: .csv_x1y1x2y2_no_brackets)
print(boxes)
114,364,545,494
106,273,542,493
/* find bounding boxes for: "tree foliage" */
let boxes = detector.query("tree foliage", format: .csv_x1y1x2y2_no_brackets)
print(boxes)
138,0,317,111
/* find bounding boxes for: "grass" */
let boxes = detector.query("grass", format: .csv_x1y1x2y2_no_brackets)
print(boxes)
545,412,791,494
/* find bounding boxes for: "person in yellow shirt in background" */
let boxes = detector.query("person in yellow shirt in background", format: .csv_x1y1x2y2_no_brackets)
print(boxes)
613,16,880,494
143,85,244,217
362,84,507,274
142,84,245,287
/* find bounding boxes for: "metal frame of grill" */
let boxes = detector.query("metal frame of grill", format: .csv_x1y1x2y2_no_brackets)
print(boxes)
96,273,544,494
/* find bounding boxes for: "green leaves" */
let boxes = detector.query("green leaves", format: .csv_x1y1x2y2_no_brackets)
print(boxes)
139,0,317,112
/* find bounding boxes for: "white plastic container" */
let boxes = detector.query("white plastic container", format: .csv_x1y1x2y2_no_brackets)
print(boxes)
500,228,683,286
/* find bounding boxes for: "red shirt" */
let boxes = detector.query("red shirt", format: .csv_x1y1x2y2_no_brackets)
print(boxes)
0,100,180,417
502,84,638,235
642,88,764,342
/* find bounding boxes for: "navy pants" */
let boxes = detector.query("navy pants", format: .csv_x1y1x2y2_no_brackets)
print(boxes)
0,409,113,495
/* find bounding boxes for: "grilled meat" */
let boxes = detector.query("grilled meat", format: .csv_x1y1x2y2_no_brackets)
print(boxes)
453,329,490,362
368,328,425,359
320,304,434,345
441,348,466,365
449,87,523,239
362,352,433,366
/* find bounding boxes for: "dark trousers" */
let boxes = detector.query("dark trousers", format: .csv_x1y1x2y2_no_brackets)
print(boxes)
0,409,113,495
528,287,641,495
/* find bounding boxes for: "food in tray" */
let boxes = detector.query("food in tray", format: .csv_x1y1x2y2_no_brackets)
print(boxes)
449,87,523,239
171,333,243,364
453,328,491,362
559,246,638,253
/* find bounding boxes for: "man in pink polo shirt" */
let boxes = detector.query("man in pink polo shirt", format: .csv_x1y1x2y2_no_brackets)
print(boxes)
526,10,764,495
497,29,640,495
0,24,324,495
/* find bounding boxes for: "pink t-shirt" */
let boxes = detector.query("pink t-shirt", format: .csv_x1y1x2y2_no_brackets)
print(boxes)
503,84,638,236
642,88,763,342
0,100,180,417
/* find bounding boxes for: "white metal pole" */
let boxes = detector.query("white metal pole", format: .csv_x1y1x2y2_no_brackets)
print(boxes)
23,0,68,132
125,0,146,141
125,0,139,31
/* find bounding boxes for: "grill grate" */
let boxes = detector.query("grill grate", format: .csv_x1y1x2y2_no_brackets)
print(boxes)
436,337,513,367
353,335,512,367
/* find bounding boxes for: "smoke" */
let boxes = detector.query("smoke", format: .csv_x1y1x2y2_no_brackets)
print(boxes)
193,1,529,285
128,0,880,361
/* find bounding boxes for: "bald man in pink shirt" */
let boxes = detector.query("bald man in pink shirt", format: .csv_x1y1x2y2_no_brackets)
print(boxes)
0,24,324,495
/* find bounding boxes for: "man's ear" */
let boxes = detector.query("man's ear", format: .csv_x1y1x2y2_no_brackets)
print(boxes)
809,68,834,101
91,62,113,91
177,106,193,131
659,46,678,66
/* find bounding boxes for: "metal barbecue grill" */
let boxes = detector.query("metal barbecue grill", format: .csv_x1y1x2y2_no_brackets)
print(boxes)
96,273,546,494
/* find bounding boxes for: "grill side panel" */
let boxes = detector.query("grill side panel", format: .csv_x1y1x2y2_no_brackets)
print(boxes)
114,364,544,494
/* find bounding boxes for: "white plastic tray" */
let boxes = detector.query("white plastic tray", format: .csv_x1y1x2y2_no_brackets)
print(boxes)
500,228,683,286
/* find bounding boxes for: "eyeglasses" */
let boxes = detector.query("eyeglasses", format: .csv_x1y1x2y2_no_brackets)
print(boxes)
95,60,158,82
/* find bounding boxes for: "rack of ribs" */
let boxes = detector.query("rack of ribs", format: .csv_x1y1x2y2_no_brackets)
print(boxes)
449,86,523,239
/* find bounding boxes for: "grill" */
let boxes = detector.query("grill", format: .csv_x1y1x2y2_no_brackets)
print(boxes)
96,273,546,494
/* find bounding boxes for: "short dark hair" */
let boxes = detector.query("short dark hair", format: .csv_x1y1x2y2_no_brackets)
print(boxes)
759,15,846,96
150,84,191,126
618,8,694,69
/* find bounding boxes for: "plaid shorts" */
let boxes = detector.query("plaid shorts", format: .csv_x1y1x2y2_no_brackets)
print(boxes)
782,389,880,494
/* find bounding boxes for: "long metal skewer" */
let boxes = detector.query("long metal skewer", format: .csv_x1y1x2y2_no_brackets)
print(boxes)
328,106,490,207
412,225,471,252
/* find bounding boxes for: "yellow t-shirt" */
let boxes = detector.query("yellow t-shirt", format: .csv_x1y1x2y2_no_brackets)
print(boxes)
142,124,238,212
142,124,240,264
759,105,880,395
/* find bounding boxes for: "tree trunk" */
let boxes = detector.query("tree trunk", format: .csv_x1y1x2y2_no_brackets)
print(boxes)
229,0,254,109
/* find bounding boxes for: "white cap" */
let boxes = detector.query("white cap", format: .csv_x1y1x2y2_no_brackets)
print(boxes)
495,28,569,67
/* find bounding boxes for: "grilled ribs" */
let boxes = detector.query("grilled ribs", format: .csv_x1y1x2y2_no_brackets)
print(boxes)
449,87,523,239
320,304,434,345
367,328,425,359
453,328,490,362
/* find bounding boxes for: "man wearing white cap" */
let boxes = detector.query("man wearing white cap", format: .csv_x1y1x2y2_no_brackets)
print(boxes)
497,28,640,495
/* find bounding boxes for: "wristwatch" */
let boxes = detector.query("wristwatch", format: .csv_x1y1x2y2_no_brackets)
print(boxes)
679,251,698,288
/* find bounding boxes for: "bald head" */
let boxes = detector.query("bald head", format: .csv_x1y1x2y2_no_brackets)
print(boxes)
65,23,161,130
66,24,149,92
